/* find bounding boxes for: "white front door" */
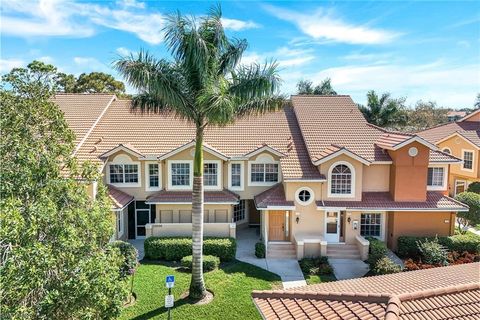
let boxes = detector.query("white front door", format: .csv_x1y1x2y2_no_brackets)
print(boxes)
135,209,151,239
325,211,340,242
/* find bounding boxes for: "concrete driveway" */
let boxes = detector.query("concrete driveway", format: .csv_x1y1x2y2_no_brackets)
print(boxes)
236,228,306,289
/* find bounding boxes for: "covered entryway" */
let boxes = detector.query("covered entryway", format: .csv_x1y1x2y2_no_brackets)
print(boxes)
269,210,288,241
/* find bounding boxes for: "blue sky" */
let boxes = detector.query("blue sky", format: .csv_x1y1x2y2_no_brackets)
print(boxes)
1,0,479,107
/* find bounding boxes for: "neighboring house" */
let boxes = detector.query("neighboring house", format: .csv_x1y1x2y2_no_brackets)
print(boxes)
447,110,467,122
419,109,480,196
252,262,480,319
55,94,468,258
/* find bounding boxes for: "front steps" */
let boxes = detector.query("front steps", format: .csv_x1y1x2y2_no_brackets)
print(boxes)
327,244,361,259
267,242,297,259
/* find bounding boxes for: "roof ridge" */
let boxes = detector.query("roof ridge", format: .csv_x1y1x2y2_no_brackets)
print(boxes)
251,289,391,303
396,282,480,302
55,92,118,96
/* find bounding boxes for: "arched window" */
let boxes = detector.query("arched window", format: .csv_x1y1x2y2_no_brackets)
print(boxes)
442,148,451,154
330,164,353,195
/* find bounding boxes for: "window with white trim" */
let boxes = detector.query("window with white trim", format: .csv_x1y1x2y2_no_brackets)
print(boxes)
148,163,159,188
360,213,381,237
427,167,444,187
171,163,190,186
295,187,314,205
116,211,124,237
231,163,242,187
109,164,139,184
463,151,473,170
251,163,278,183
233,200,246,222
204,163,218,186
330,164,352,195
455,180,466,195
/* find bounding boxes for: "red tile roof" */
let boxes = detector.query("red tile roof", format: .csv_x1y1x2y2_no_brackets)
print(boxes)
145,189,239,204
429,150,462,163
418,121,479,147
318,192,469,211
253,263,480,320
254,183,295,209
108,185,134,209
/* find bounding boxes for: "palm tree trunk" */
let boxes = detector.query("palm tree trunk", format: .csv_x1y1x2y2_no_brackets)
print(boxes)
189,126,206,299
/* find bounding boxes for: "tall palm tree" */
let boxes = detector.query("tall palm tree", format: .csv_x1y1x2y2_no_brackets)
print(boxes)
358,90,406,128
114,5,283,299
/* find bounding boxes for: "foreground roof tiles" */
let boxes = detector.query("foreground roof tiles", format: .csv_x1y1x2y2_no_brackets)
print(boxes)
145,189,239,204
253,263,480,320
319,191,469,211
254,183,295,209
74,99,322,180
108,185,134,209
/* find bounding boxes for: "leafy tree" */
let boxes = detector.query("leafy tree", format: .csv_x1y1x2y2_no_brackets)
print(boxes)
455,192,480,232
74,72,126,95
405,100,449,130
114,5,283,299
358,90,407,128
57,72,77,92
475,93,480,109
296,78,337,95
467,182,480,194
0,62,127,318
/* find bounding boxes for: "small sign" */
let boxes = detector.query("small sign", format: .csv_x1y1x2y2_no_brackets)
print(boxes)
165,294,174,308
166,275,175,288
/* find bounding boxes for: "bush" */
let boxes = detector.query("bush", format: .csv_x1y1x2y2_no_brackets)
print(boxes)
417,238,448,266
181,255,220,272
108,241,138,278
467,181,480,194
397,233,480,258
144,237,236,261
373,256,402,275
299,257,334,276
455,192,480,230
255,242,265,258
366,237,388,268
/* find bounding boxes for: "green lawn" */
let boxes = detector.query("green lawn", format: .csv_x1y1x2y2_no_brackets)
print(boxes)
303,273,337,285
120,260,281,320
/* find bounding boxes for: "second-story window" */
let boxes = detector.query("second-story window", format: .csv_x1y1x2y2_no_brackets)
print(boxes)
148,164,159,188
251,163,278,183
427,167,444,187
330,164,352,195
463,151,473,170
109,164,139,184
171,163,190,186
231,163,242,187
204,163,218,186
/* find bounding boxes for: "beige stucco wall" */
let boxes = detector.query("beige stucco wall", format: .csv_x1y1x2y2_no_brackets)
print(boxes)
362,164,390,192
438,136,479,179
154,203,233,224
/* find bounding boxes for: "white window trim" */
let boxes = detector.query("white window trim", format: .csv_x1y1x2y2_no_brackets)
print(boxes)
116,210,124,238
228,161,244,191
233,199,248,223
295,187,315,206
107,161,141,187
442,147,452,154
426,164,448,191
327,161,356,198
167,160,193,190
461,149,475,172
204,160,222,190
454,180,467,196
145,161,162,192
248,155,281,186
360,212,386,241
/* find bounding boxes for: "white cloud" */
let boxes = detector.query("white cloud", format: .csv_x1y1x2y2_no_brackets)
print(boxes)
241,47,315,68
0,58,25,72
264,4,399,45
73,57,110,73
221,18,260,31
118,0,145,9
37,56,55,64
280,61,480,107
116,47,134,56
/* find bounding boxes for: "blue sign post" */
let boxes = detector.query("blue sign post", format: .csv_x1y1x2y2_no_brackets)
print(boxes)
165,275,175,320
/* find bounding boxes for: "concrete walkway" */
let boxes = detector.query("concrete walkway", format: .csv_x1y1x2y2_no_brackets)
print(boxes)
128,239,145,261
236,228,307,289
329,258,369,280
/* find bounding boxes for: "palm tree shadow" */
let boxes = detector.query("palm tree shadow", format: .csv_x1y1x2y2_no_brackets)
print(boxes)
221,260,281,282
130,296,191,320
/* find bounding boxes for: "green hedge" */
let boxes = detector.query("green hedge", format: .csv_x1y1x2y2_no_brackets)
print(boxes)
108,240,138,278
144,237,236,261
397,233,480,258
181,255,220,272
366,237,388,268
255,242,265,258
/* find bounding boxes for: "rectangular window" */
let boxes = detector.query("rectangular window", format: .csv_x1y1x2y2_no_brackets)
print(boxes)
463,151,473,170
109,164,138,184
117,211,123,235
233,200,246,222
148,163,159,188
171,163,190,186
455,180,466,195
250,163,279,183
231,163,242,187
360,213,381,237
204,163,218,186
427,167,444,187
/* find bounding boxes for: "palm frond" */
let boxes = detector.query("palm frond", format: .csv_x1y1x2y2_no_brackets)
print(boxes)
234,95,286,118
218,38,248,76
229,62,281,100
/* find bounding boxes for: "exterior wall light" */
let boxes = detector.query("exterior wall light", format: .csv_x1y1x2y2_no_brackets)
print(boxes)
295,212,300,224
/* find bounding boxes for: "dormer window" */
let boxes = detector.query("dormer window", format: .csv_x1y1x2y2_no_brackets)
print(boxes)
248,154,280,186
328,161,355,197
427,165,447,190
108,163,140,186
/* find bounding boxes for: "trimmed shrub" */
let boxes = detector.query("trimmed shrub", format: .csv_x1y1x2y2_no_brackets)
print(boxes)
108,240,137,278
373,256,402,275
299,257,334,276
255,242,265,258
366,237,388,268
455,192,480,230
181,255,220,272
397,233,480,258
417,238,448,266
144,237,236,261
467,181,480,194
